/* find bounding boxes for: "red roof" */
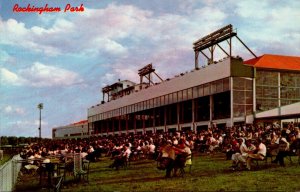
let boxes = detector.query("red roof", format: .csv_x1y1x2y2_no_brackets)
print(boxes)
72,120,88,125
244,54,300,71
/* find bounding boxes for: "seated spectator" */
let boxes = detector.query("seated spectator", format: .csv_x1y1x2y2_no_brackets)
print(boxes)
24,151,41,173
225,137,239,160
207,134,219,153
231,138,246,169
289,134,300,155
109,144,131,170
272,137,290,166
231,139,256,170
86,145,96,161
268,132,280,155
246,138,267,171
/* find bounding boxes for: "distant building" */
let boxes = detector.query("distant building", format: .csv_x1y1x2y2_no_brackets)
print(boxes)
52,120,88,139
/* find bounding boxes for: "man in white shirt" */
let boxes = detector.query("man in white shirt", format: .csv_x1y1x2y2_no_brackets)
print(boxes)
246,138,267,170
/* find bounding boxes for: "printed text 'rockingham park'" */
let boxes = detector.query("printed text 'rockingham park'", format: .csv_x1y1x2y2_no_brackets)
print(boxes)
12,3,85,14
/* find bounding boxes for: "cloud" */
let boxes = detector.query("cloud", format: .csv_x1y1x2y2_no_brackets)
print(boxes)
2,105,26,115
4,120,48,137
1,62,83,87
0,50,12,63
0,3,228,60
233,0,300,55
19,62,84,87
0,67,25,85
100,72,116,87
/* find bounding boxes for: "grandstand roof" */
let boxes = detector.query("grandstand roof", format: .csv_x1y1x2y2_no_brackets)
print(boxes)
244,54,300,71
72,120,88,125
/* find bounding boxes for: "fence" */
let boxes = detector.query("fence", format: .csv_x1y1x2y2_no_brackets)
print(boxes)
0,155,22,192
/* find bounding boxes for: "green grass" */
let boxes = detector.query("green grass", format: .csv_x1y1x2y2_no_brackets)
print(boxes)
14,153,300,192
0,154,12,166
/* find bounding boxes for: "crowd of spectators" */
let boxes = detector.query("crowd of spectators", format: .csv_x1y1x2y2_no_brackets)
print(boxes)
19,122,300,175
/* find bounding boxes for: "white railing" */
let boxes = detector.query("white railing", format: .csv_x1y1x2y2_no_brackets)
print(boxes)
0,155,22,192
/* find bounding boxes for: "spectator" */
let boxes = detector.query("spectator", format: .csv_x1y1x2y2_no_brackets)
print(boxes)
148,141,156,159
246,138,267,171
173,139,191,176
159,140,175,178
272,137,290,166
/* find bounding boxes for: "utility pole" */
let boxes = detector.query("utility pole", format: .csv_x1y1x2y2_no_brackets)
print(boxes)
37,103,43,139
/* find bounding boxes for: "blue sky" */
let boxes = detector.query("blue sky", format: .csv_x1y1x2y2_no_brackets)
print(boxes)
1,0,300,138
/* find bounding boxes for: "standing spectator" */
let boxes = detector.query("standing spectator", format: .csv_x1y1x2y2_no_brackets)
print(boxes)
159,140,175,178
148,141,156,159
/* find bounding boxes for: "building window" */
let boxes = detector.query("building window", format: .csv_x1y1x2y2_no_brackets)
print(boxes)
173,92,178,103
198,85,203,97
203,83,210,96
178,90,183,102
187,88,193,100
161,95,165,106
182,89,188,101
168,94,173,104
193,87,198,98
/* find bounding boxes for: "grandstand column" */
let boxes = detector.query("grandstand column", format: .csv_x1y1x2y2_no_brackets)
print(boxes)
106,120,109,135
192,99,195,132
209,95,213,123
88,122,91,137
112,118,115,135
164,106,167,132
134,114,137,134
177,103,180,131
118,116,121,135
230,77,234,127
278,72,281,116
253,68,256,118
142,113,145,135
126,114,128,134
153,109,156,133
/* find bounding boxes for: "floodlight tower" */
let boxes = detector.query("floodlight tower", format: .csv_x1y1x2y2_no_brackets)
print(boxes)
37,103,43,138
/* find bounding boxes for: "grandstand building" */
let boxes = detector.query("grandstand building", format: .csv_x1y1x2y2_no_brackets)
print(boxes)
87,25,300,136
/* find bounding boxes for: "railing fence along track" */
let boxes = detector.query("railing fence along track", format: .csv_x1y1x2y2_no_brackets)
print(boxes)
0,155,22,192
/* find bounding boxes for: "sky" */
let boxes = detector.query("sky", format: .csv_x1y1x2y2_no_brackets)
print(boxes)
0,0,300,138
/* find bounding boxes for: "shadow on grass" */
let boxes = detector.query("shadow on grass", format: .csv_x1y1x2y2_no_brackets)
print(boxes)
97,175,164,185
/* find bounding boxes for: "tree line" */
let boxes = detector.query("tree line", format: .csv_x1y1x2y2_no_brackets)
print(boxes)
0,136,51,146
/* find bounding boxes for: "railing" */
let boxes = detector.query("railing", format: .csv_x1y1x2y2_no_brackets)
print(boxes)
0,155,22,192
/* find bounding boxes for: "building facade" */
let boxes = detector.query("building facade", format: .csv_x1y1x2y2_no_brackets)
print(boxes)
88,54,300,136
88,57,256,135
245,54,300,126
52,120,89,139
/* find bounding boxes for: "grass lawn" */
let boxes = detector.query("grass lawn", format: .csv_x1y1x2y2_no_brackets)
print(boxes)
14,152,300,192
0,154,13,166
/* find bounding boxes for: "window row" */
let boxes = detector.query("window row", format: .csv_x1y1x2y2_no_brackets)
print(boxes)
90,78,230,122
